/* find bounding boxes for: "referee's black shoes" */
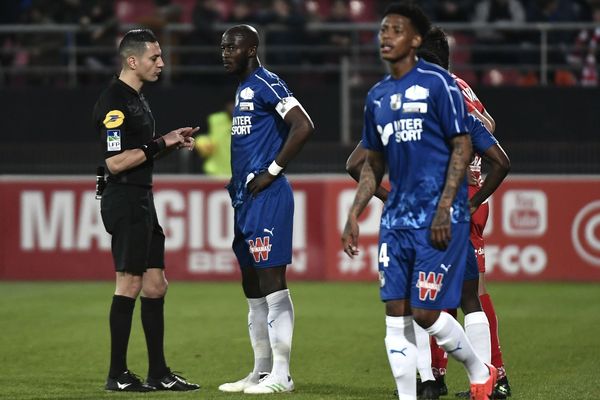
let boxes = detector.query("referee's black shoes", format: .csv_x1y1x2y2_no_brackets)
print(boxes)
146,369,200,391
105,370,155,392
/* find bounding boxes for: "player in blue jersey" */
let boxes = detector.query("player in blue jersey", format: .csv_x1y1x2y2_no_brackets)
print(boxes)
347,117,508,400
217,25,314,395
341,3,497,400
346,38,511,400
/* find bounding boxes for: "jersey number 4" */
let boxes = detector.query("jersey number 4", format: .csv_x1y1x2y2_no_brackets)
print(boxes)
379,243,390,268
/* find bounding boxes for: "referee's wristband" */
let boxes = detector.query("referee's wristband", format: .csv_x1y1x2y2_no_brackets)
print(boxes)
267,160,284,176
141,137,166,160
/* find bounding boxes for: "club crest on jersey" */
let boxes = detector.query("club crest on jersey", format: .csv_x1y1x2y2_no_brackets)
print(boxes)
240,87,254,100
390,94,402,110
106,129,121,151
404,85,429,100
248,236,272,263
416,271,444,301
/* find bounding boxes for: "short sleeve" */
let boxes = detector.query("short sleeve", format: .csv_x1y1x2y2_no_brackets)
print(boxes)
433,75,468,139
95,97,128,159
454,76,484,114
467,114,498,154
255,75,294,115
360,95,383,152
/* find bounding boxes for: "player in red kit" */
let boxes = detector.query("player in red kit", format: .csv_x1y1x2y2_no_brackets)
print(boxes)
420,27,511,400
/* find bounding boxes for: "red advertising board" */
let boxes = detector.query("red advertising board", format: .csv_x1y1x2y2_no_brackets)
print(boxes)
1,175,599,281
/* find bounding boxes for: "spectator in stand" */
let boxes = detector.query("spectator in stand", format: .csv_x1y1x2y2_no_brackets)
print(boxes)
189,0,222,50
526,0,587,22
226,0,257,24
322,0,353,65
472,0,526,63
78,0,119,81
256,0,307,65
526,0,588,83
568,5,600,86
432,0,475,22
19,0,65,85
181,0,223,77
136,0,183,34
0,0,27,85
303,0,324,65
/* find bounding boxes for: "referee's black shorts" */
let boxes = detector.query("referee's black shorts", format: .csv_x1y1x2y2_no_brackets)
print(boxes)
100,182,165,275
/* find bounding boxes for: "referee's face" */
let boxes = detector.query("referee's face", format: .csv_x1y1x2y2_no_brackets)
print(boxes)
137,41,164,82
378,14,420,64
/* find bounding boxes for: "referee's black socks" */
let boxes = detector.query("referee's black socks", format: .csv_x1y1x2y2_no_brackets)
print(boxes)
108,295,135,378
140,296,169,378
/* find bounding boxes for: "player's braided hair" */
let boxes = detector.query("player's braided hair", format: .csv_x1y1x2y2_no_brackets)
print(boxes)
417,48,444,69
383,2,431,38
119,29,158,58
420,26,450,70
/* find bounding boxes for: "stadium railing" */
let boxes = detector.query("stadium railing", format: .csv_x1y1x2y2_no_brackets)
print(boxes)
0,21,597,87
1,22,599,174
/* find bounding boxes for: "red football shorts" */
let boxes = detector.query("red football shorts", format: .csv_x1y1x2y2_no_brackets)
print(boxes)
469,185,489,273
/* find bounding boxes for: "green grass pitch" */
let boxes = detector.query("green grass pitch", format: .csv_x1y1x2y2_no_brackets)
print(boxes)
1,281,599,399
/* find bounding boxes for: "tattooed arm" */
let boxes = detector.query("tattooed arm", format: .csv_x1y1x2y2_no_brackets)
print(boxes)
345,141,390,203
342,149,386,258
430,134,472,250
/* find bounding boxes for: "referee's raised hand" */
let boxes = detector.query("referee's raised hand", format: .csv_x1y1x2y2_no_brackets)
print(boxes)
163,127,199,148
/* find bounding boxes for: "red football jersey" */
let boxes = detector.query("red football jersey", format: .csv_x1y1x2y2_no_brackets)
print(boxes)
453,74,486,188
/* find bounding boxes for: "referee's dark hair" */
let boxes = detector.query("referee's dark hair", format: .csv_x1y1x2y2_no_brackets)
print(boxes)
119,29,158,59
383,2,431,38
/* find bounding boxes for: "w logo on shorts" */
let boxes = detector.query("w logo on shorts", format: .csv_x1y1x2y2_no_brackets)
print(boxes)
248,236,272,263
416,271,444,301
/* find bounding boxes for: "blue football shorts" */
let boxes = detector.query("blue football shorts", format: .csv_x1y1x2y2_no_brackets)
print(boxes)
378,222,470,310
464,240,479,281
232,177,294,268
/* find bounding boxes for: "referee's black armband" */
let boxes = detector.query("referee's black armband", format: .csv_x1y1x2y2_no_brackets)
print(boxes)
140,137,166,160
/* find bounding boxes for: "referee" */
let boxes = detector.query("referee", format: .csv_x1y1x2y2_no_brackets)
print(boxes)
93,29,199,392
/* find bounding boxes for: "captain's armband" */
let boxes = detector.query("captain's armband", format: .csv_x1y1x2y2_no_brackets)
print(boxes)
275,97,301,119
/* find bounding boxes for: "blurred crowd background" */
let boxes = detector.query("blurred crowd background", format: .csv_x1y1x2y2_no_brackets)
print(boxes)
1,0,600,87
1,0,599,176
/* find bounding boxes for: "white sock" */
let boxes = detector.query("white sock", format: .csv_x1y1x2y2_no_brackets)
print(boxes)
265,289,294,379
385,316,417,400
413,321,435,382
464,311,491,364
425,312,489,384
247,297,272,374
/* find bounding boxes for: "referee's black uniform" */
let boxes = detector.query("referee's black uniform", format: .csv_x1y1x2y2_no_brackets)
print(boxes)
93,78,165,274
94,29,199,393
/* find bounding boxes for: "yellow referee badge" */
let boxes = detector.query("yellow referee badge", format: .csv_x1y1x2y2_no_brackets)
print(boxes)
103,110,125,128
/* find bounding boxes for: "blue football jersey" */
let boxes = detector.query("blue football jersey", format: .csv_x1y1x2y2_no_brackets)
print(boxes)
229,67,296,189
362,58,470,230
466,114,498,155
